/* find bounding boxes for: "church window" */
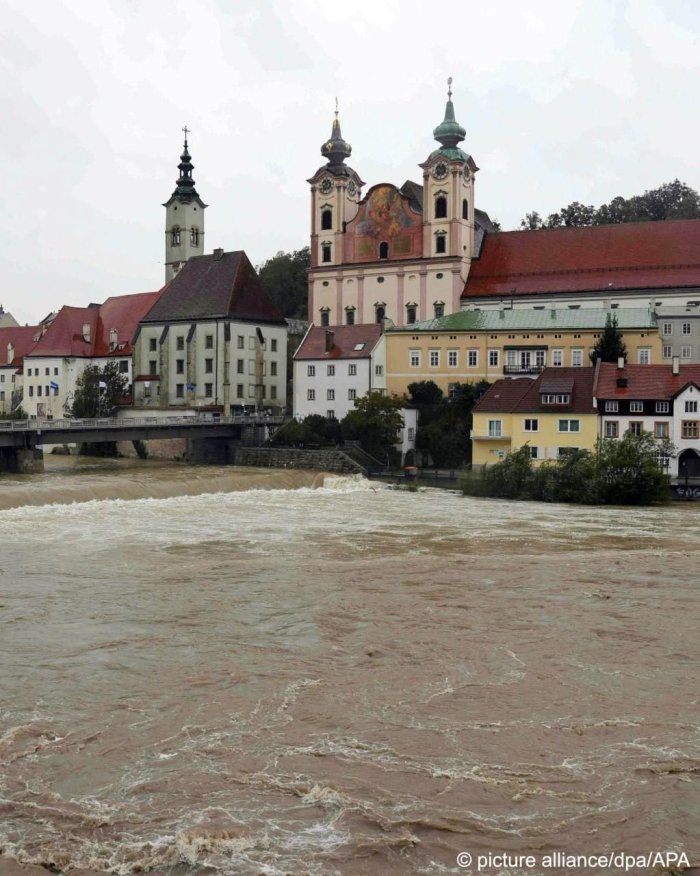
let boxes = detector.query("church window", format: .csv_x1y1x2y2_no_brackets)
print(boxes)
171,226,181,246
320,308,330,327
434,302,445,318
379,241,389,260
205,358,213,373
436,234,446,254
149,338,156,352
462,198,469,220
176,336,184,350
321,209,332,231
375,305,386,323
176,359,184,374
435,197,447,219
322,243,332,263
406,305,417,324
176,384,184,398
345,307,355,326
190,227,199,246
149,360,157,375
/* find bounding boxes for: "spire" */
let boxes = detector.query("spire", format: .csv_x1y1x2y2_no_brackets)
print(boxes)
172,126,199,202
321,98,352,167
433,77,466,149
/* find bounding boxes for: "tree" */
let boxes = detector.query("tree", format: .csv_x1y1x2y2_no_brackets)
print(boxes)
71,362,129,418
257,247,310,319
593,432,673,505
407,381,444,408
520,180,700,230
340,392,404,463
589,313,627,364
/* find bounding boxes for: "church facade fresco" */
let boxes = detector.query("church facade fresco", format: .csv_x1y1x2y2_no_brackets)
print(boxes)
344,184,423,263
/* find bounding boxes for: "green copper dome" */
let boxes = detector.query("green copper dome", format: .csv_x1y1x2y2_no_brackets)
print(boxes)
432,78,466,149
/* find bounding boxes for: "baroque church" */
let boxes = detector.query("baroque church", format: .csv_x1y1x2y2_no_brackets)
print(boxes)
307,83,496,328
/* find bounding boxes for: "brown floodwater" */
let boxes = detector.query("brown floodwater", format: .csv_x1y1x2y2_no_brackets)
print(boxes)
0,458,698,875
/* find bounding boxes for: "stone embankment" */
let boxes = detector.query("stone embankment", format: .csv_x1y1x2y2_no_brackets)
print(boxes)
234,447,365,473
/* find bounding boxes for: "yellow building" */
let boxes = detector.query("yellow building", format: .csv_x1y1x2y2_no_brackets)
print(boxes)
470,368,599,468
385,307,660,397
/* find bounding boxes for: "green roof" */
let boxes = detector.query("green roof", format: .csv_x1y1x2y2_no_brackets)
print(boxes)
387,307,656,333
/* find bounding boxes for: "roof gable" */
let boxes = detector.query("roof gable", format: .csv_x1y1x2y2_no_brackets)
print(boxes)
141,251,284,325
0,325,42,366
474,368,597,415
595,362,700,400
294,324,383,360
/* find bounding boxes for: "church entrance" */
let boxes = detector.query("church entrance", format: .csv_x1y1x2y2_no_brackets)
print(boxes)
678,449,700,480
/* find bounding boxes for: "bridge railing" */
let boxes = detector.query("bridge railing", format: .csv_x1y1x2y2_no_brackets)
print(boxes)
0,414,285,432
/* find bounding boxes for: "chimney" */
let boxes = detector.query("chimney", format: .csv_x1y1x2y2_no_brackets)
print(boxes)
325,330,335,353
213,248,224,260
617,356,625,370
550,303,556,319
82,323,91,343
672,356,680,375
7,342,14,364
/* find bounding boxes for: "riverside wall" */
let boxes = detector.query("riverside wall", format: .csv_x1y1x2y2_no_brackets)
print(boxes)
234,447,365,474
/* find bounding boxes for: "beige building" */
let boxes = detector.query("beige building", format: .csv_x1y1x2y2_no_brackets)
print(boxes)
385,307,660,397
307,85,494,328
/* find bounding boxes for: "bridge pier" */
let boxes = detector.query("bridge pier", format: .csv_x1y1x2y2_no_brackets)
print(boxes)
0,446,44,474
186,437,234,465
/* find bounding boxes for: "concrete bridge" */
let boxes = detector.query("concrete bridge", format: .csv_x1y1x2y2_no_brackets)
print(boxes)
0,414,285,473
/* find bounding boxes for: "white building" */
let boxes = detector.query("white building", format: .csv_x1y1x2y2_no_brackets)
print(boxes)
293,324,386,421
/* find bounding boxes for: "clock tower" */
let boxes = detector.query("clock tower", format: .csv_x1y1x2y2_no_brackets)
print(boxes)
419,78,479,267
307,102,364,274
163,128,207,284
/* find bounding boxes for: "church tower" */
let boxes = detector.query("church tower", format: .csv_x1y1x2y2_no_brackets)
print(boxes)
163,128,207,283
307,103,364,274
419,78,478,268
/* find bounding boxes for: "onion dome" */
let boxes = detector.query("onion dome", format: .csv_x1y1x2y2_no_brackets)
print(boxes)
172,126,199,202
433,77,466,149
321,100,352,168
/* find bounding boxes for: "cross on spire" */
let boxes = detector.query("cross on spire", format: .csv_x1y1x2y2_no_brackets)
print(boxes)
447,77,453,100
182,125,190,145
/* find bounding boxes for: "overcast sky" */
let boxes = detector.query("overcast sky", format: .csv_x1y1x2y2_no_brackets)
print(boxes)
1,0,698,326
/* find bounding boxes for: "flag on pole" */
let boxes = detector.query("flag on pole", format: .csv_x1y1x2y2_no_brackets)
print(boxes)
50,381,59,391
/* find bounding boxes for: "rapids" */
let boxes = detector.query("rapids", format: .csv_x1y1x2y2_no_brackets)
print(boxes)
0,459,698,875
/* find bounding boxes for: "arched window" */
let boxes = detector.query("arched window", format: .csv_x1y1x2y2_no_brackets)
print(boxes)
190,227,199,246
434,302,445,318
406,304,417,325
435,197,447,219
171,226,181,246
375,305,386,323
320,308,330,327
462,199,469,220
436,234,446,254
322,243,332,263
379,241,389,259
345,307,355,326
321,209,332,230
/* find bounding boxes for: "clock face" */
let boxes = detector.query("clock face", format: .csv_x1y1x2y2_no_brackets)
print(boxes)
433,162,448,180
347,179,356,196
319,177,333,195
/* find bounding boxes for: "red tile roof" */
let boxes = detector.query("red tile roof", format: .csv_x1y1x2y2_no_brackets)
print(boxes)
141,251,284,324
594,362,700,400
294,324,383,360
463,219,700,299
473,368,597,415
0,325,42,367
29,291,161,358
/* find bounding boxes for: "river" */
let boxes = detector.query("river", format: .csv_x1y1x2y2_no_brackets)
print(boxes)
0,458,698,875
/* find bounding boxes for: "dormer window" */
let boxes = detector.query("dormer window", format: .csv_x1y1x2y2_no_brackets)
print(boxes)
435,196,447,219
542,393,571,405
190,227,199,246
171,226,181,246
379,241,389,259
321,209,333,231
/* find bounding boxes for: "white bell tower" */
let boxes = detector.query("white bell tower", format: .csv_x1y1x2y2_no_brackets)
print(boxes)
163,127,207,283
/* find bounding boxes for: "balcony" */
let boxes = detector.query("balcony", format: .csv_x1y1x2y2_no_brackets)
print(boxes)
503,365,544,376
471,431,510,441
